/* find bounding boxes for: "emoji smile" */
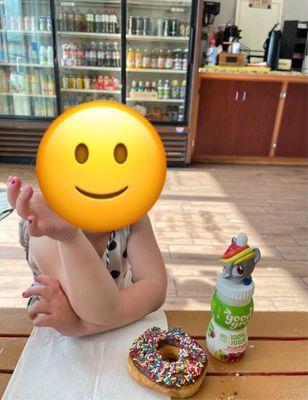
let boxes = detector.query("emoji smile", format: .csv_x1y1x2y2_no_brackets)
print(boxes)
75,185,128,199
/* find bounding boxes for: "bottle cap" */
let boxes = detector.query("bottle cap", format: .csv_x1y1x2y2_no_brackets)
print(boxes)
216,273,254,305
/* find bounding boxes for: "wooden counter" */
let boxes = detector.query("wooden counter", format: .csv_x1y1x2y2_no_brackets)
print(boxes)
191,71,308,165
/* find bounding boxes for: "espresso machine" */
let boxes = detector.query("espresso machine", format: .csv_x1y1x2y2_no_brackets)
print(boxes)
200,1,221,65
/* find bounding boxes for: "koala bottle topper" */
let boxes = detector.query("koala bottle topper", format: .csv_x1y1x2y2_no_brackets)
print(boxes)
220,233,261,285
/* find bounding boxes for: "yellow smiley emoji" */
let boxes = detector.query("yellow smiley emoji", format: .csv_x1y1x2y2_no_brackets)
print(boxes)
36,101,166,231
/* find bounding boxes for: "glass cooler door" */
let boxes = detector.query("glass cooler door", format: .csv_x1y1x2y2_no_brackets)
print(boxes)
54,0,122,111
126,0,193,124
0,0,57,118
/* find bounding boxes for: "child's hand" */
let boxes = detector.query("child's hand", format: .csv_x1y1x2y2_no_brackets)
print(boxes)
6,176,78,242
23,275,82,337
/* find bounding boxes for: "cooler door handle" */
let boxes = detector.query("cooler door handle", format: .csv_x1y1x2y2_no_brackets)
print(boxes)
235,91,239,101
242,91,247,101
188,27,195,66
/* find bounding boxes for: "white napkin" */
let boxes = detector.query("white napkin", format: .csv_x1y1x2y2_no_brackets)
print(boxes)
4,310,170,400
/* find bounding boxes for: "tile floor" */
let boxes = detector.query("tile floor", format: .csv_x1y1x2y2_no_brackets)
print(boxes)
0,162,307,311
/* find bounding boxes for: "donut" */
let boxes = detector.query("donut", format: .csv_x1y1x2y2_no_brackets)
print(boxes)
128,326,207,398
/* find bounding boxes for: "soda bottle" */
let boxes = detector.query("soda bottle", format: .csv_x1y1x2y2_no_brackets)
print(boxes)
163,80,170,99
144,81,151,93
97,42,104,67
151,81,157,93
178,105,184,122
150,50,157,69
105,43,112,67
47,75,55,95
77,44,85,66
102,13,106,33
138,80,144,92
105,13,110,33
39,45,47,65
131,80,138,92
90,41,96,66
86,10,95,32
114,43,120,67
157,50,165,69
85,44,91,66
40,72,48,95
59,8,67,31
95,12,102,33
47,46,53,65
206,233,261,362
165,50,173,69
157,79,164,99
67,8,74,31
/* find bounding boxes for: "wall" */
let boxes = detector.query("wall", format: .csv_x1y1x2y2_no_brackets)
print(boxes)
212,0,308,28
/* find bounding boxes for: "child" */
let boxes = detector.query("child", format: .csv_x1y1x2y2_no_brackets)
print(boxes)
7,175,167,337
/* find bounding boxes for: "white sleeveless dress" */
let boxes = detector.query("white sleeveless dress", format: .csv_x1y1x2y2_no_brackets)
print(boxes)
18,219,133,308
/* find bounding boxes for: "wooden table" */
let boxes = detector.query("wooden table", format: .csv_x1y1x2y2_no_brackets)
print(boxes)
1,309,307,399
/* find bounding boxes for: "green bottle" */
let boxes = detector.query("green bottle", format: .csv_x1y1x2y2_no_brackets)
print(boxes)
206,233,261,362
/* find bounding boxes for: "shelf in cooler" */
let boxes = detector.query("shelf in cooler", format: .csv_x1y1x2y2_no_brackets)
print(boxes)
61,89,121,94
127,68,186,74
126,97,184,103
0,62,54,68
0,30,52,35
57,32,121,39
126,34,189,42
60,66,121,72
0,92,56,98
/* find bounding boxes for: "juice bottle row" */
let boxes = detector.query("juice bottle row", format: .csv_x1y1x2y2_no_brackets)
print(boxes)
1,15,52,31
4,41,53,65
127,48,188,70
0,70,55,96
146,105,184,122
57,7,119,33
60,41,120,67
0,96,56,117
130,79,186,100
62,75,121,92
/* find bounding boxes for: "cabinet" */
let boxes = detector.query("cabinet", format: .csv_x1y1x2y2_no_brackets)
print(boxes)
275,83,308,158
194,78,281,157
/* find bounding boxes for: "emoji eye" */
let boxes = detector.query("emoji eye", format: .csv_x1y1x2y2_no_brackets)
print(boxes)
237,265,244,275
114,143,127,164
75,143,89,164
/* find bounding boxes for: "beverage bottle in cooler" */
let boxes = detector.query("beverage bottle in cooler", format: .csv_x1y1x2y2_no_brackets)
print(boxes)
102,13,107,34
106,13,110,33
95,12,102,33
86,10,95,32
182,49,188,70
114,43,120,67
131,80,138,93
178,105,184,122
97,42,104,67
62,75,69,89
144,81,151,93
127,48,135,68
40,72,48,95
171,80,179,99
47,75,55,95
29,41,39,63
165,50,173,69
66,8,74,31
85,44,91,66
142,49,150,69
150,50,157,69
76,44,85,66
135,48,143,69
151,81,157,94
138,80,144,92
180,80,186,99
105,43,112,67
39,45,47,64
163,80,170,99
90,41,97,66
110,13,116,34
59,7,67,31
75,10,86,32
31,72,40,95
157,79,164,99
69,43,77,66
47,46,53,65
206,233,260,362
46,98,55,117
173,49,182,70
157,50,165,69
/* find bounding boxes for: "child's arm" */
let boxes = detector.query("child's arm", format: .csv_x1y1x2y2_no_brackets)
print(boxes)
29,215,167,327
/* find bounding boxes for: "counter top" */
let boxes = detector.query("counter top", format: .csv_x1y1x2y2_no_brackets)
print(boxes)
198,67,308,83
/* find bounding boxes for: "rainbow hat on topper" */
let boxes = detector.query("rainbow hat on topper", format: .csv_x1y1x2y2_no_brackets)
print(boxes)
220,233,256,265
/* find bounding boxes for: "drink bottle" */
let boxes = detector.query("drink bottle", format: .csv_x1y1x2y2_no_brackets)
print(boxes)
206,233,261,362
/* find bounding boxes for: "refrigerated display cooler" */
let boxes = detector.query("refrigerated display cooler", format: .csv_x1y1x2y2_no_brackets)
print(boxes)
0,0,202,165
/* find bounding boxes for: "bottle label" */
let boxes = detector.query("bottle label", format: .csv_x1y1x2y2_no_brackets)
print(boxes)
206,318,248,362
211,290,254,330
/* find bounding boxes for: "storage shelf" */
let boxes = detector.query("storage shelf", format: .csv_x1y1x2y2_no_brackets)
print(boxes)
126,34,189,42
127,68,186,74
57,31,121,39
0,92,56,98
0,29,52,35
126,97,184,103
0,62,54,68
61,89,121,94
60,66,121,71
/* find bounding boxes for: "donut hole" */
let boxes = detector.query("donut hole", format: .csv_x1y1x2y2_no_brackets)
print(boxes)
158,344,179,362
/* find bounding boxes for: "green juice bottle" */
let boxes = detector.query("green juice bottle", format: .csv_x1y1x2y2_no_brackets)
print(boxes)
206,233,261,362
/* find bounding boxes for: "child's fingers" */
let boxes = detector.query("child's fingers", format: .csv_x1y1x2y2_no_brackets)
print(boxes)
34,274,62,293
15,185,33,219
28,299,52,320
32,314,54,328
6,176,22,208
23,285,54,301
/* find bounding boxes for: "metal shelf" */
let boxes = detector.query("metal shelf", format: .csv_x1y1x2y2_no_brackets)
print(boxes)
0,62,54,68
126,34,189,42
0,92,56,98
61,89,121,94
60,66,121,71
57,31,121,39
126,97,184,103
127,68,186,74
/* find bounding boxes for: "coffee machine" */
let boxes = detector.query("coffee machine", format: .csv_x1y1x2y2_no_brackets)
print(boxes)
263,23,282,70
200,1,221,65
